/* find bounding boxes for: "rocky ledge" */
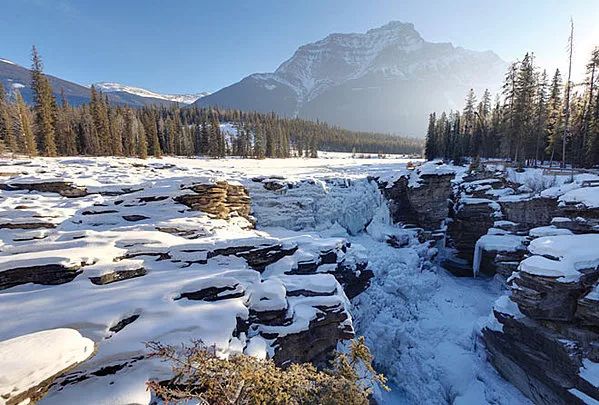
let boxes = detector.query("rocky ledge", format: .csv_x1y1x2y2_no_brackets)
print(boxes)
482,234,599,404
176,180,252,222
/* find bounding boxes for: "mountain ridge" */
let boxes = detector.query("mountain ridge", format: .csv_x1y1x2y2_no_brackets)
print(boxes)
194,21,506,136
0,58,205,108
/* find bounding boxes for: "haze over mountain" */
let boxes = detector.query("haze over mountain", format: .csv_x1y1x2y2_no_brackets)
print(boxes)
194,21,507,136
0,58,206,107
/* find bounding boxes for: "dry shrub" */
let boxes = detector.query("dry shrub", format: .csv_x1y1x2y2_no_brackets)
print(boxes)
146,336,387,404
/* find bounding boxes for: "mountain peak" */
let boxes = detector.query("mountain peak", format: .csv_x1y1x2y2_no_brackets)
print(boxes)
94,82,209,104
195,20,506,136
0,58,18,66
367,20,416,34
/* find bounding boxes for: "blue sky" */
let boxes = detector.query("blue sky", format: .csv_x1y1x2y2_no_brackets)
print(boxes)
1,0,597,94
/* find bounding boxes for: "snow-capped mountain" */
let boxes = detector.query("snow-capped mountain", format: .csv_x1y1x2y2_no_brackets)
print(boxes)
195,21,506,136
94,82,209,105
0,58,199,107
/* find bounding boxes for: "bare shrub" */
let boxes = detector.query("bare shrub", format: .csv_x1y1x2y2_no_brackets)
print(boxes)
146,336,387,404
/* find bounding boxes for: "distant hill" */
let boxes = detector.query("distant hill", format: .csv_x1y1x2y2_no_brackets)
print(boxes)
0,58,202,107
194,21,506,137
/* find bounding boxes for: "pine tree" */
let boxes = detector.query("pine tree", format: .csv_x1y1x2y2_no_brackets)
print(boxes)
15,91,37,156
546,69,563,165
30,46,57,156
533,70,548,164
424,113,437,159
0,82,17,153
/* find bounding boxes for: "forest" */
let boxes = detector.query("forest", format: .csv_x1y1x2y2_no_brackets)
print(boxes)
424,42,599,168
0,48,423,160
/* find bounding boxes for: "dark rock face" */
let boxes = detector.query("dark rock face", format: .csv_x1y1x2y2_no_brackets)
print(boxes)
176,284,245,302
499,197,560,229
482,244,599,403
176,181,252,222
511,271,599,322
334,259,373,300
0,264,82,290
447,200,497,262
381,173,454,230
2,181,88,197
210,244,298,272
89,268,147,285
483,312,598,405
576,292,599,326
0,221,56,230
271,304,353,368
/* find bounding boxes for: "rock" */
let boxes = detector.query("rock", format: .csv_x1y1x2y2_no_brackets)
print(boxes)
0,264,82,290
176,181,252,222
176,284,245,302
333,259,373,300
381,172,454,230
575,288,599,327
511,270,599,322
499,196,560,229
210,243,298,272
107,314,140,336
122,215,149,222
4,180,88,198
0,221,56,230
447,200,497,261
483,306,599,405
88,268,147,285
270,304,353,368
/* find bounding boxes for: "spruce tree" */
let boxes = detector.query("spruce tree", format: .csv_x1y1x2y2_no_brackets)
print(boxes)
30,46,57,156
15,91,37,156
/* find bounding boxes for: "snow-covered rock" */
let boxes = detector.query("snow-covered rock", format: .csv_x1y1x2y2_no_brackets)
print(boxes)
0,329,94,405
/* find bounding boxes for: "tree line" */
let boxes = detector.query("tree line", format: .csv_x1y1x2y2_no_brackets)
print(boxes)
0,47,423,159
425,39,599,168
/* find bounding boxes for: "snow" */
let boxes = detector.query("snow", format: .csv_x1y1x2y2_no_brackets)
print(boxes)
0,156,529,404
0,329,94,403
560,186,599,208
580,359,599,388
93,82,209,104
472,234,525,276
528,225,573,238
518,235,599,282
0,58,16,65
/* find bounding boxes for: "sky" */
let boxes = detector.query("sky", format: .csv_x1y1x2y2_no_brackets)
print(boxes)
1,0,598,94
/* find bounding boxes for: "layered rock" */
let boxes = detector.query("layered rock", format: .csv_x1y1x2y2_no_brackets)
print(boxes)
499,196,560,229
482,234,599,404
447,199,499,262
176,181,252,221
380,166,454,231
1,180,88,197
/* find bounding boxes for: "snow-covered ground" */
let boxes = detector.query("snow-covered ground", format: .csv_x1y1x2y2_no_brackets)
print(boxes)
0,155,531,404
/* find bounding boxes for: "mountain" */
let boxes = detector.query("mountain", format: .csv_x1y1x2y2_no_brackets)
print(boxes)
94,82,209,105
194,21,506,136
0,58,198,107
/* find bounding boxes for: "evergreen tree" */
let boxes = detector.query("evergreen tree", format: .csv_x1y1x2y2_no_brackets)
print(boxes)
424,113,437,159
546,69,563,165
30,46,57,156
0,83,17,153
15,91,37,156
